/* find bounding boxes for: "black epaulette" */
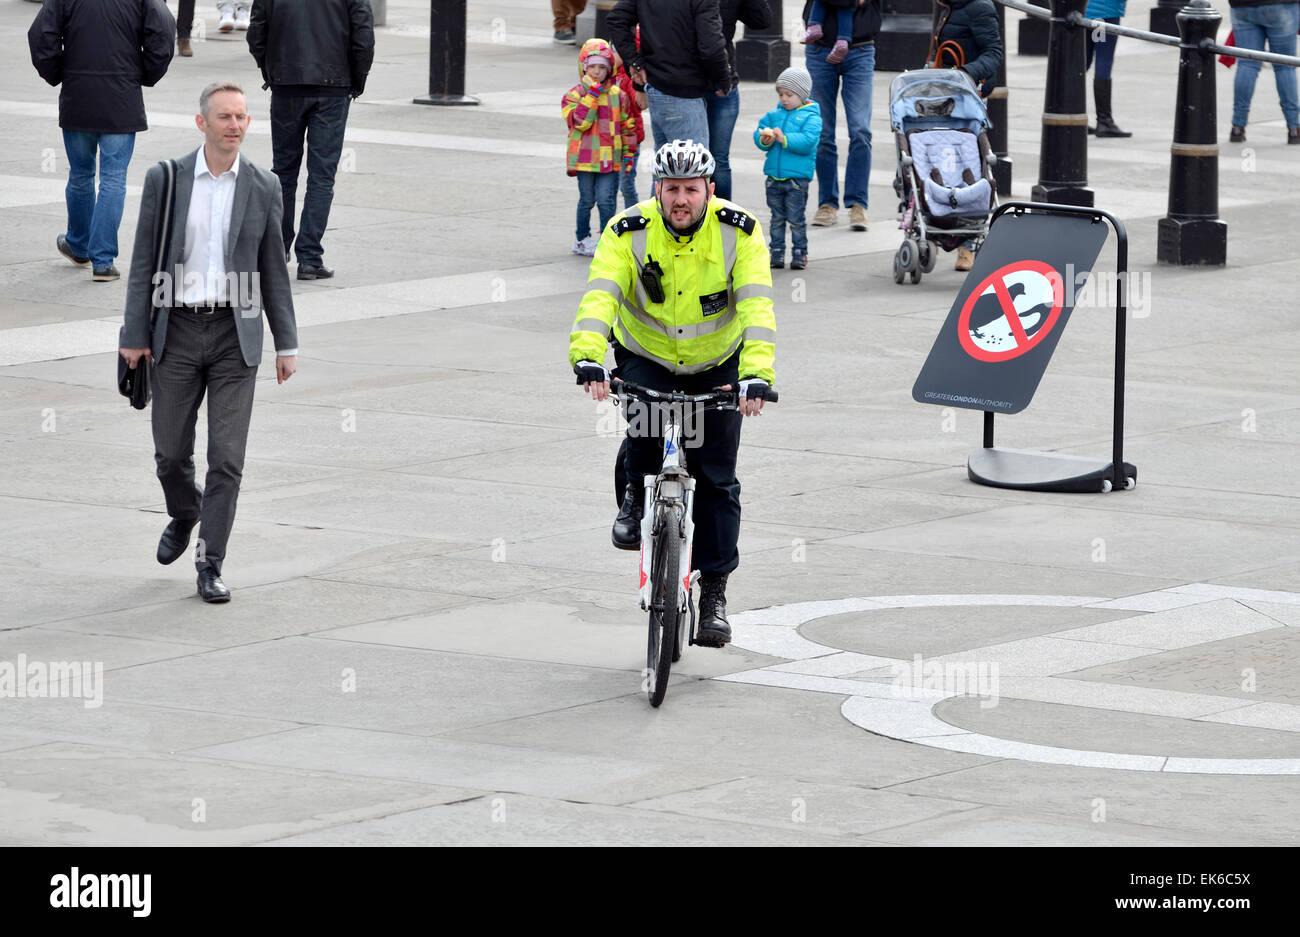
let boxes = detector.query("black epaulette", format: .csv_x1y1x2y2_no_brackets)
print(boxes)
715,206,756,235
612,215,650,236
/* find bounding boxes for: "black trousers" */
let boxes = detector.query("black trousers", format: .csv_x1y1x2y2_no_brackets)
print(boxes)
151,309,258,574
270,94,351,266
171,0,195,39
613,344,742,576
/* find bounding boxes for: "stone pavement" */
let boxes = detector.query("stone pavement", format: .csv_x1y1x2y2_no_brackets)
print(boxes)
0,0,1297,846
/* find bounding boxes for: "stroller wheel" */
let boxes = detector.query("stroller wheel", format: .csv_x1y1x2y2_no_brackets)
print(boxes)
897,238,918,274
918,240,936,274
909,266,923,284
892,250,906,284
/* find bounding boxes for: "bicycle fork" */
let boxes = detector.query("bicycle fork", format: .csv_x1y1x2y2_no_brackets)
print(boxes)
636,475,696,616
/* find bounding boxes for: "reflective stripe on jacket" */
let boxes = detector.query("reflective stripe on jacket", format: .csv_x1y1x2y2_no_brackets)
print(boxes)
569,197,776,385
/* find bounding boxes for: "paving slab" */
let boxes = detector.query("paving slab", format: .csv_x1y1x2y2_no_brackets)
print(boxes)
266,793,863,847
0,742,472,846
104,636,642,735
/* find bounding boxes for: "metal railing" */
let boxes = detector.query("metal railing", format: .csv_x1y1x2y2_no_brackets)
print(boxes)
1001,0,1300,66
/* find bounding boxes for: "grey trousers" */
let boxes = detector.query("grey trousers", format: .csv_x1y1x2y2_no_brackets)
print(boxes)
151,308,258,574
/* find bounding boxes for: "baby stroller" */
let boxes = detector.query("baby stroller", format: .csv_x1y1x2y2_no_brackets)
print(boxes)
889,69,996,284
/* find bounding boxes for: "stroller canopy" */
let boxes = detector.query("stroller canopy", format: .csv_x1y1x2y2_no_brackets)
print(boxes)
889,69,990,133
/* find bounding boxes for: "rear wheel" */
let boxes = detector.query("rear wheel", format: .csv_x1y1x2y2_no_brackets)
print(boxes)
646,509,680,707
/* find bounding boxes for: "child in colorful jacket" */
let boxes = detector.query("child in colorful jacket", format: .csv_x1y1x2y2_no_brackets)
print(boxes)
563,38,638,256
753,67,822,270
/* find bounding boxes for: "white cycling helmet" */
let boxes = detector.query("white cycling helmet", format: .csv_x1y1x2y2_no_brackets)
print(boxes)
652,139,716,180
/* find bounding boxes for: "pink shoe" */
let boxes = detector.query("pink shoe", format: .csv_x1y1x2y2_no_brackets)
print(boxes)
801,23,823,44
826,39,849,64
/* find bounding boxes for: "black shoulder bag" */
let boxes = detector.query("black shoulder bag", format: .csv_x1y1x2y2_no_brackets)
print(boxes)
118,158,177,410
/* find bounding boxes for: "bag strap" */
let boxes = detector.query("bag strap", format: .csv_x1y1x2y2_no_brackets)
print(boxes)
149,159,177,321
152,159,176,277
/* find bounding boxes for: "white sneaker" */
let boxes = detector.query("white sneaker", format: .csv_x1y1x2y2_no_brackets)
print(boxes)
571,237,588,255
234,3,250,29
217,2,235,31
580,234,598,256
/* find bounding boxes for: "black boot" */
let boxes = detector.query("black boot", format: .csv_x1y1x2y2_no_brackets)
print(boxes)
611,483,642,551
696,574,731,647
1092,78,1132,138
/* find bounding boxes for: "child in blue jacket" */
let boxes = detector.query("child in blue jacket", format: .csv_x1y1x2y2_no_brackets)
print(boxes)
754,67,823,270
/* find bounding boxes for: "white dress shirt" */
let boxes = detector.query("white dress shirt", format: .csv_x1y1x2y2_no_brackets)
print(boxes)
179,147,297,356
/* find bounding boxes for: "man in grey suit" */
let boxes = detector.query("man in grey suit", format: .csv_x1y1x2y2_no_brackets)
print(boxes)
119,81,299,603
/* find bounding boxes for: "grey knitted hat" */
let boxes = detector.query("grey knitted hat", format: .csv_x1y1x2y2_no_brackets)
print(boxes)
775,66,813,103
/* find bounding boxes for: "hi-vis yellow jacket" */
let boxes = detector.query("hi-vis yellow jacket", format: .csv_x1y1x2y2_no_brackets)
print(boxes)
568,198,776,385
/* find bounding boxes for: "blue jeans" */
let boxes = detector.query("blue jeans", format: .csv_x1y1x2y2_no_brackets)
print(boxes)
647,85,710,152
806,43,874,210
620,151,640,209
62,131,135,269
1230,3,1300,128
705,85,741,199
271,94,352,266
765,177,810,253
576,170,618,239
1086,17,1120,80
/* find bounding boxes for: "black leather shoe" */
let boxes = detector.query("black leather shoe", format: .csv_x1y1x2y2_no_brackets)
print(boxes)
57,234,90,267
611,483,643,550
696,574,731,647
297,264,334,280
197,567,231,603
157,517,198,565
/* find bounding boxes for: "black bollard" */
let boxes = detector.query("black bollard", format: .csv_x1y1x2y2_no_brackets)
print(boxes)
736,0,790,82
1157,0,1226,265
1019,0,1052,56
414,0,479,106
1031,0,1093,206
1148,0,1183,37
986,1,1012,195
876,0,936,71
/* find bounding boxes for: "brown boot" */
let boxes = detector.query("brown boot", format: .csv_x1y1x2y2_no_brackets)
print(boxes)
178,38,193,57
955,247,975,271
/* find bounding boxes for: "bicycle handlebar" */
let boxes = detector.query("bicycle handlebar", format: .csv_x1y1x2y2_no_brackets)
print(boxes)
611,378,779,407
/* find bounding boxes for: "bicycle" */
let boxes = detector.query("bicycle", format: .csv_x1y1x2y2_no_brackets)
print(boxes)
610,379,778,707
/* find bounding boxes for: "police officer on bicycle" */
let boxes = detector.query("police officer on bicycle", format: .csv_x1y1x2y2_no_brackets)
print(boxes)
570,139,776,649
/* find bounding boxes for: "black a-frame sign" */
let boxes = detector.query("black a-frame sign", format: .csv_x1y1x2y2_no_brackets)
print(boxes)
913,203,1137,493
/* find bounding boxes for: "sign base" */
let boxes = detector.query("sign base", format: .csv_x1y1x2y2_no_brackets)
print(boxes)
413,94,480,106
968,446,1136,493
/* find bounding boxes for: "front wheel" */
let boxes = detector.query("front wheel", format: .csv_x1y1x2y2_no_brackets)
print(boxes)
646,510,681,708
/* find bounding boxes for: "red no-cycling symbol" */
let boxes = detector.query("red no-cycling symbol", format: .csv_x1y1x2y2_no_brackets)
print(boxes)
957,260,1065,363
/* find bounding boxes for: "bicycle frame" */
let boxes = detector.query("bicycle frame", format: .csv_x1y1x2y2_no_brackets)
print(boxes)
637,402,696,619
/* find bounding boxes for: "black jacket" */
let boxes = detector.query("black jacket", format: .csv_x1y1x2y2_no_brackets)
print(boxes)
800,0,883,47
609,0,731,99
721,0,774,84
247,0,375,97
28,0,174,134
932,0,1004,95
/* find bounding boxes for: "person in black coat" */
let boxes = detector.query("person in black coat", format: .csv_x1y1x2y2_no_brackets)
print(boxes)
928,0,1004,98
709,0,774,199
28,0,175,280
609,0,731,152
927,0,1002,271
247,0,375,280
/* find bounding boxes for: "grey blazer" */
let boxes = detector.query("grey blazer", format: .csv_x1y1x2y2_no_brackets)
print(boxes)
120,149,298,367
